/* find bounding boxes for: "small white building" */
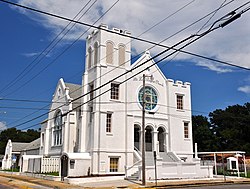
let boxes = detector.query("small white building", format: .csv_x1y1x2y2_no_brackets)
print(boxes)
5,24,212,180
2,139,40,170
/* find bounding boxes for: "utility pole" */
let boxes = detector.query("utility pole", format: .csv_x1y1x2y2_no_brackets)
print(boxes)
141,73,153,186
141,74,146,186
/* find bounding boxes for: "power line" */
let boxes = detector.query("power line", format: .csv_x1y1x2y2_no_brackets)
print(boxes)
64,4,250,117
0,0,96,96
8,4,249,130
3,0,198,126
1,0,249,72
2,0,121,127
2,1,250,130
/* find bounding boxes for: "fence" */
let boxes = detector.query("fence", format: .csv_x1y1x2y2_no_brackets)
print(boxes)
26,157,60,173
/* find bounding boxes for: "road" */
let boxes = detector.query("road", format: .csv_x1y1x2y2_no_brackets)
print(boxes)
0,175,52,189
180,184,250,189
0,183,13,189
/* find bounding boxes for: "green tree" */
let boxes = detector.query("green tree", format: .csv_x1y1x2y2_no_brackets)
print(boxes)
209,103,250,154
192,115,218,152
0,128,40,155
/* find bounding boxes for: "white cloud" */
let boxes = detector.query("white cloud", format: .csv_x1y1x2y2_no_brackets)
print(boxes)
15,0,250,72
196,60,233,73
21,52,51,58
238,86,250,94
0,121,7,131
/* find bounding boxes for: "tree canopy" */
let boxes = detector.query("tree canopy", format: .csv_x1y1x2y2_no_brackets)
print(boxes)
193,103,250,155
0,128,40,155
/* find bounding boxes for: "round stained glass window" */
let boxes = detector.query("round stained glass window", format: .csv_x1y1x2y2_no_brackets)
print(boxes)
138,86,158,111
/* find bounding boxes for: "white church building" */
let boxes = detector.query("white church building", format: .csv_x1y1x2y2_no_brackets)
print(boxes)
4,24,212,180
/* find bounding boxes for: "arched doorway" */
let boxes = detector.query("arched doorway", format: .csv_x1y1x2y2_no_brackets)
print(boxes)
61,155,68,180
134,124,140,151
145,126,153,151
157,127,165,152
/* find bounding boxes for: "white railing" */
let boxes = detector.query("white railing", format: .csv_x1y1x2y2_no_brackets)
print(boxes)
125,148,142,179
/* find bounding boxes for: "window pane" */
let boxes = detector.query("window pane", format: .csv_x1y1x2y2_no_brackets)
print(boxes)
184,122,189,138
177,95,183,110
106,113,112,132
110,158,119,172
111,83,119,100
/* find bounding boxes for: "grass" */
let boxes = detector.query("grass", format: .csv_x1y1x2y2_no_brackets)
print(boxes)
43,172,59,176
2,168,20,172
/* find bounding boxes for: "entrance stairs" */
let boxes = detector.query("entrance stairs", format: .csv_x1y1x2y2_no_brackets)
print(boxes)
126,150,181,180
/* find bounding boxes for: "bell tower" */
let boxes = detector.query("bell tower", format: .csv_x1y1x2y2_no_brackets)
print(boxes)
80,24,132,175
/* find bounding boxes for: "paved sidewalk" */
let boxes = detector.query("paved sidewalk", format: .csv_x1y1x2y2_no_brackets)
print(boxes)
0,171,250,189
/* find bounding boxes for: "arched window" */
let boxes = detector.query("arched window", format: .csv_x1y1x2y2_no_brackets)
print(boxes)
94,42,98,66
53,110,62,146
106,41,113,64
88,47,92,69
118,44,125,66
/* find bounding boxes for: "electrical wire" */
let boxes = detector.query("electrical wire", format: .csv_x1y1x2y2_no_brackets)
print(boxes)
7,4,248,130
3,0,198,127
0,0,96,96
0,0,249,130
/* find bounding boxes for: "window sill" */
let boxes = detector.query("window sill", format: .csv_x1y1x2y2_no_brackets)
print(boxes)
176,109,185,112
184,138,191,141
106,133,113,136
110,99,121,102
51,145,62,148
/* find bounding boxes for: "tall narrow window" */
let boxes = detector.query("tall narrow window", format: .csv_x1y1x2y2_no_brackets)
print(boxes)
94,42,98,66
89,84,94,101
53,110,63,146
177,95,183,110
106,113,112,133
110,83,119,100
106,41,113,64
110,157,119,172
118,44,125,66
88,47,92,69
89,84,94,123
184,122,189,139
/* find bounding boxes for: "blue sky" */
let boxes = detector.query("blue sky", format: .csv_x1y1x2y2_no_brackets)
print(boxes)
0,0,249,131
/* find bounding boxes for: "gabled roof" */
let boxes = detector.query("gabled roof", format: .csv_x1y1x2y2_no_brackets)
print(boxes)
25,138,40,151
65,82,82,109
12,142,29,152
130,51,168,82
11,138,41,152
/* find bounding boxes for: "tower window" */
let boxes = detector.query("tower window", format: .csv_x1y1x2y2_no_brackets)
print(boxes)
184,122,189,139
88,47,92,69
177,95,183,110
94,42,98,66
118,44,125,66
106,113,112,133
111,83,119,100
106,41,113,64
